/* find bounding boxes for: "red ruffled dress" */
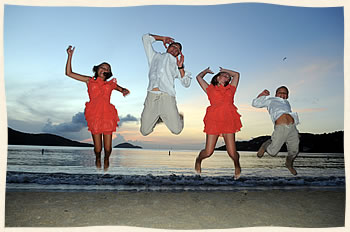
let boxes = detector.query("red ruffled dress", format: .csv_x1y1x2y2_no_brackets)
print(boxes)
84,77,120,135
203,84,242,135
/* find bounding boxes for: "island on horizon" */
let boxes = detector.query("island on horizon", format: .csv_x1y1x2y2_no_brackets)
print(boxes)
217,131,343,153
7,127,343,153
7,127,144,149
114,142,142,149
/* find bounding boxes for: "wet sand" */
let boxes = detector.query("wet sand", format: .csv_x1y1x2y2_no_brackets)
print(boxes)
5,189,345,229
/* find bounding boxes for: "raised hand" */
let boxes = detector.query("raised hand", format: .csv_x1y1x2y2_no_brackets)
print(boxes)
258,89,270,97
65,45,91,83
203,67,214,75
197,67,213,80
121,88,130,97
162,36,175,49
219,67,229,73
196,67,213,92
66,45,75,56
176,51,185,67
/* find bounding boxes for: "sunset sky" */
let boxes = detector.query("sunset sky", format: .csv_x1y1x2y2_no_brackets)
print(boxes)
3,1,345,150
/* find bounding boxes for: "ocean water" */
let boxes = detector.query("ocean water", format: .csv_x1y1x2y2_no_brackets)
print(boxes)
6,145,345,192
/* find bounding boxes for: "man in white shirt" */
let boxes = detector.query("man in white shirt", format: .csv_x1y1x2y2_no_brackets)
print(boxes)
252,86,299,175
140,33,192,136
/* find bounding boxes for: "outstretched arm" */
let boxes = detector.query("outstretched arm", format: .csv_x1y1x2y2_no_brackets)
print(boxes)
196,67,214,93
115,84,130,97
65,46,91,83
219,67,240,87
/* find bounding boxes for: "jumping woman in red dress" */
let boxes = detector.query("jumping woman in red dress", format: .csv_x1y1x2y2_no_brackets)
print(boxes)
65,46,130,171
195,67,242,180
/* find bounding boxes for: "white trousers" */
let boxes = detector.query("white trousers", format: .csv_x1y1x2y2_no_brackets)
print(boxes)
140,92,183,136
266,124,300,159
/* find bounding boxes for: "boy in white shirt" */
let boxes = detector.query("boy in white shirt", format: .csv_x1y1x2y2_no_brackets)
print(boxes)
140,33,192,136
252,86,299,175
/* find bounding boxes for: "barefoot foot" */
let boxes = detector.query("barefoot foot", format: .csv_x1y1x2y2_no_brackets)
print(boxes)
195,156,202,174
285,157,297,175
234,163,241,180
257,139,271,158
285,162,297,175
234,168,241,180
95,154,101,169
104,155,110,171
234,152,241,180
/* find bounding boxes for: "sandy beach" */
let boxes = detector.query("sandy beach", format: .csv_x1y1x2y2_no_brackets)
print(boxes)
5,189,345,229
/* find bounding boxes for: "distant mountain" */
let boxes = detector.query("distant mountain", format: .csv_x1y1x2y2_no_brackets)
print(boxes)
7,127,343,152
8,127,93,147
216,131,344,153
114,142,142,149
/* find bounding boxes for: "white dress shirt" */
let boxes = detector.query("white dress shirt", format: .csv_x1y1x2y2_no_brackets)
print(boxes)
252,96,299,125
142,33,192,97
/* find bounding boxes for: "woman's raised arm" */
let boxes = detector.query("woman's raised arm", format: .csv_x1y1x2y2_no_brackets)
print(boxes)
220,67,240,87
196,67,213,93
65,46,91,83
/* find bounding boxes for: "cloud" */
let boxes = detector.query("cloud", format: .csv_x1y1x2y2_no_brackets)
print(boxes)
43,112,87,133
112,133,127,145
42,112,139,135
81,138,93,143
118,114,139,126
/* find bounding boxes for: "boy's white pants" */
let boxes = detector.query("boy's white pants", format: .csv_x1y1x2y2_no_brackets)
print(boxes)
266,124,300,158
140,91,183,136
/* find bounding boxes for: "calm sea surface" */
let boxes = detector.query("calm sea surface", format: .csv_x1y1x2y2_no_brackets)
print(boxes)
6,145,345,192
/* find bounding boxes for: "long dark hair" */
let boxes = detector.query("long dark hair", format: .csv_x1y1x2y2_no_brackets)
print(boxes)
92,62,113,80
210,72,231,87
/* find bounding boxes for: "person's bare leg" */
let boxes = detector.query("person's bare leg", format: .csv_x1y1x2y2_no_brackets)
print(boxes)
195,134,219,173
223,133,241,180
103,133,113,171
92,134,103,169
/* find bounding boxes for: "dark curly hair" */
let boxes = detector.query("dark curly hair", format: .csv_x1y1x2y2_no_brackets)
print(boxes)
169,42,182,52
92,62,113,80
210,72,231,87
